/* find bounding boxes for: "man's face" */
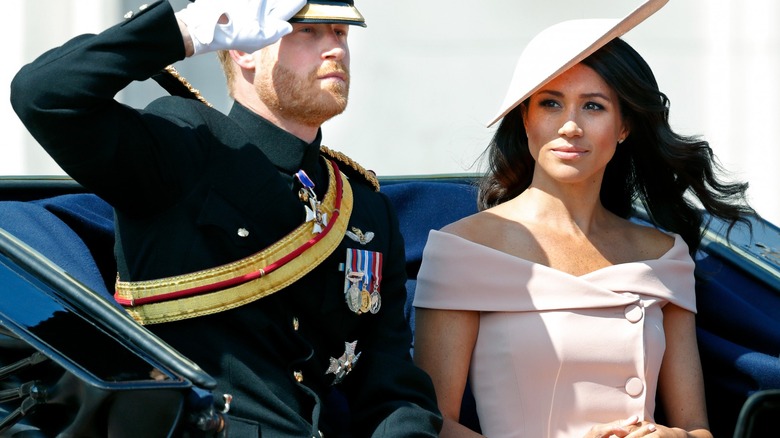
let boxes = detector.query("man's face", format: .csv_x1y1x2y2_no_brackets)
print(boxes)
255,23,351,127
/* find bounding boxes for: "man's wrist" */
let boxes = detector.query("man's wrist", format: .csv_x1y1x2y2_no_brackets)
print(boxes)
177,18,195,58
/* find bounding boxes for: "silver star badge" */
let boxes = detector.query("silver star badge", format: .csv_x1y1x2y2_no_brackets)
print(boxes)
326,341,361,385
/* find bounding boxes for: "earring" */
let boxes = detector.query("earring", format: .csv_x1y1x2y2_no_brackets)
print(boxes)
618,138,625,144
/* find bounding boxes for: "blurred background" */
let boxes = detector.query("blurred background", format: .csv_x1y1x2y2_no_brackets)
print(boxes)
3,0,779,225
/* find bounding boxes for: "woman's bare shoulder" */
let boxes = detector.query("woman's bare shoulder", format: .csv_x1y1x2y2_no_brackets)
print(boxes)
623,220,677,259
440,210,505,240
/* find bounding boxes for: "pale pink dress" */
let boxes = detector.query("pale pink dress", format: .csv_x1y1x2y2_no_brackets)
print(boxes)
413,230,696,438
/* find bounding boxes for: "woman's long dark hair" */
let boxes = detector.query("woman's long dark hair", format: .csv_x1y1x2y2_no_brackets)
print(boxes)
478,38,754,254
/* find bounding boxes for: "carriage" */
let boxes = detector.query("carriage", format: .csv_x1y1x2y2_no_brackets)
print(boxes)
0,172,777,437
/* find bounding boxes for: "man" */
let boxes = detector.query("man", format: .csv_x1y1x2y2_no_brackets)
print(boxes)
10,0,442,436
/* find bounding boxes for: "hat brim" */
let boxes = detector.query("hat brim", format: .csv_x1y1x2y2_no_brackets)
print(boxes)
486,0,668,127
290,2,367,28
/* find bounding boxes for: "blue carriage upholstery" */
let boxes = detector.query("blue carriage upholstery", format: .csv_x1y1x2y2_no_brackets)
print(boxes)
0,193,115,299
0,178,778,437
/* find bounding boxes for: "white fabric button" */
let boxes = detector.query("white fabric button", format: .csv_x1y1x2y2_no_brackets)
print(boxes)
625,377,644,397
237,228,249,237
624,303,643,323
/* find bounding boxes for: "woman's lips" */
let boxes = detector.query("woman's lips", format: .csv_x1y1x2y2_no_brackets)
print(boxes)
551,147,588,160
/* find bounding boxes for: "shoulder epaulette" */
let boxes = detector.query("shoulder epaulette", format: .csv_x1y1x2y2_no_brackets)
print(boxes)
152,66,213,107
320,146,380,192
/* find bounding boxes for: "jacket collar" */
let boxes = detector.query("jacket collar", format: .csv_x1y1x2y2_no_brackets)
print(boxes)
228,102,324,180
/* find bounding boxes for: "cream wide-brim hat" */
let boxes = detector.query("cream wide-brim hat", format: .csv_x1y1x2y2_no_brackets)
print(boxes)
486,0,669,127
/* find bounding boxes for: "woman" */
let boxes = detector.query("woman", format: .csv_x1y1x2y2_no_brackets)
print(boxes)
412,1,754,437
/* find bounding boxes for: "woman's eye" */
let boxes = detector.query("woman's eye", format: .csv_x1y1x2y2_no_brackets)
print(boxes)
539,99,560,108
584,102,605,111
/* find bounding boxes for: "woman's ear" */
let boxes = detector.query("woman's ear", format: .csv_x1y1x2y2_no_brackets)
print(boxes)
618,119,631,144
520,103,529,133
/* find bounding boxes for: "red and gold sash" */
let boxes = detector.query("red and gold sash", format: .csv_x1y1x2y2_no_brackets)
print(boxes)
114,160,352,325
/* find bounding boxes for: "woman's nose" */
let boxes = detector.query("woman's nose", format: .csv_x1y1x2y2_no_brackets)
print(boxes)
558,120,583,137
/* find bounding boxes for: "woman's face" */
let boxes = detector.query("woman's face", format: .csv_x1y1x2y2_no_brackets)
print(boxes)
522,63,629,188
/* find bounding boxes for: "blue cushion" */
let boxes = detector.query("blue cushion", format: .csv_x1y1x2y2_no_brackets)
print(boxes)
0,193,114,301
380,181,478,329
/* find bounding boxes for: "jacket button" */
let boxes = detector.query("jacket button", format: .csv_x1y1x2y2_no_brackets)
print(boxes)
624,303,643,323
293,317,300,331
237,227,249,237
625,377,644,397
294,371,304,383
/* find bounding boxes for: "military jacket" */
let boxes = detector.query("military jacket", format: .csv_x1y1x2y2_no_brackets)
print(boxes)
10,1,441,436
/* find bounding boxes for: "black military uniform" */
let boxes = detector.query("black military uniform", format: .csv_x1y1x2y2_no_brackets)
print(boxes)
10,1,441,436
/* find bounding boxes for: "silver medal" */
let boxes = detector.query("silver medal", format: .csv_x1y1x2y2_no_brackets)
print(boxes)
346,270,364,313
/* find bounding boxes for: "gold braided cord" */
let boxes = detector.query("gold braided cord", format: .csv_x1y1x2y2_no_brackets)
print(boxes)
164,65,213,107
321,145,380,192
116,160,353,325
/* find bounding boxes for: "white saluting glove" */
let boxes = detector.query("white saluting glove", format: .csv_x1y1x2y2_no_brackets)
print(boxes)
175,0,307,55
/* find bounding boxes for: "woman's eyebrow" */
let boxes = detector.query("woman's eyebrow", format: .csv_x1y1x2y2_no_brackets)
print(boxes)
537,90,612,101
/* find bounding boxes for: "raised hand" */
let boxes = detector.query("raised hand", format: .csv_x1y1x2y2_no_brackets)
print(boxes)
176,0,307,55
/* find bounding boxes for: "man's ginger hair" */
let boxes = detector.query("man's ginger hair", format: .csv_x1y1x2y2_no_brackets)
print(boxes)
216,50,236,98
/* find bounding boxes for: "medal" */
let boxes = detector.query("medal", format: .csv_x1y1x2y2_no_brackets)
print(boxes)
369,282,382,314
295,169,328,234
343,248,383,315
369,252,383,314
359,288,371,314
345,270,363,313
